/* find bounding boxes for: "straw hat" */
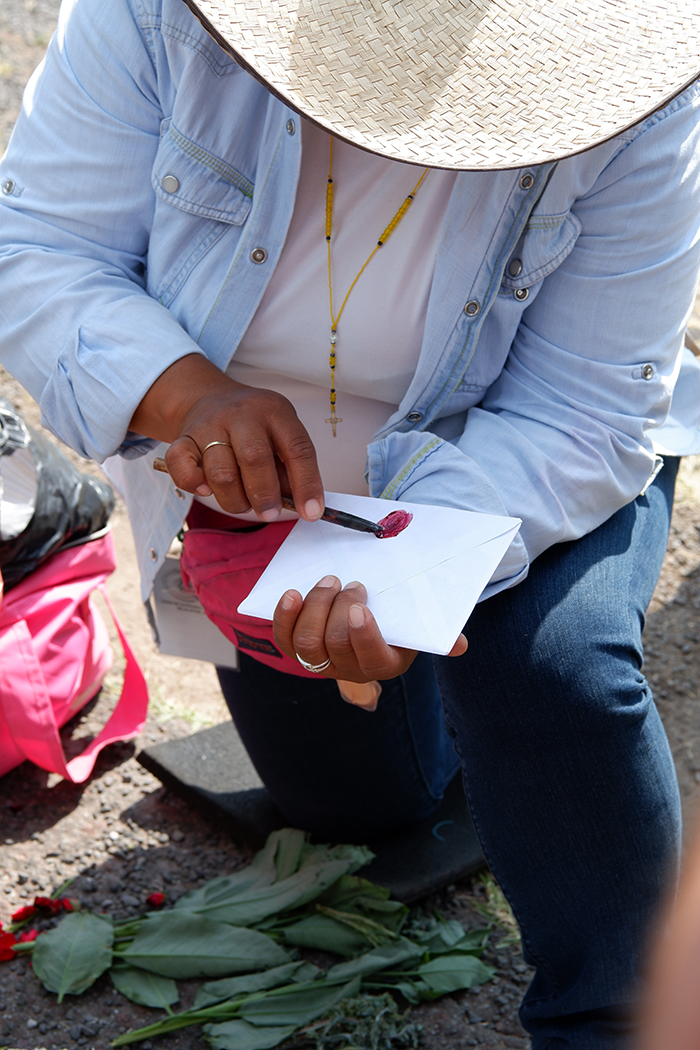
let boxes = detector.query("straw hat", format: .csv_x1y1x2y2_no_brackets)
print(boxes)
182,0,700,170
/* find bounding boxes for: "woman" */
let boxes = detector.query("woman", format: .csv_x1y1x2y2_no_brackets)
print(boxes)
2,1,700,1045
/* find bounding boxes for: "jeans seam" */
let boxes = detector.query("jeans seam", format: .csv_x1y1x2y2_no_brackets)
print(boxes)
398,672,457,804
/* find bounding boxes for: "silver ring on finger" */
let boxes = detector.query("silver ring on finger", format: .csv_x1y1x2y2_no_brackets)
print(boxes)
202,440,233,454
296,654,332,674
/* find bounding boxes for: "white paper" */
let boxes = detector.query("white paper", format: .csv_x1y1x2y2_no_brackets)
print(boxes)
238,492,521,656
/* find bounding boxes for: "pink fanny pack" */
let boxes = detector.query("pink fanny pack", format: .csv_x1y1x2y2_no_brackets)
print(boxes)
0,531,148,782
180,503,319,678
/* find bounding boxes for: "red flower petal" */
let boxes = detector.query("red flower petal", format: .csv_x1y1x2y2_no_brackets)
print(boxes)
60,898,75,912
10,905,36,922
0,932,16,962
146,892,166,907
34,896,53,910
17,929,38,943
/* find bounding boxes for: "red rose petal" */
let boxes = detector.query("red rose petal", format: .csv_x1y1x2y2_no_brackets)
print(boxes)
0,932,16,961
146,892,166,907
10,905,36,922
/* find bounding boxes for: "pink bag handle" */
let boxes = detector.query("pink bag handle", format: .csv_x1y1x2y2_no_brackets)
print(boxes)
0,585,148,783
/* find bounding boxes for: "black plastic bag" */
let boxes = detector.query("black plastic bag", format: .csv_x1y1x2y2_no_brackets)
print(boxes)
0,397,114,590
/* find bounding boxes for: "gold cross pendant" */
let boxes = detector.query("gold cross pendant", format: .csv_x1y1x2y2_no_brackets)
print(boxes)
325,412,343,437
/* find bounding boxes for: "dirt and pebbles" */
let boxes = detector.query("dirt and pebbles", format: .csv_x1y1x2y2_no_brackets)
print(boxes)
2,3,700,1048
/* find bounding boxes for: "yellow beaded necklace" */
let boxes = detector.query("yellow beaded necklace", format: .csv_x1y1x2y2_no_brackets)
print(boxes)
324,138,428,436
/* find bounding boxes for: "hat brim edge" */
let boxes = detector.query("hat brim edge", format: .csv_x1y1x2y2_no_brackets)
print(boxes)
180,0,700,172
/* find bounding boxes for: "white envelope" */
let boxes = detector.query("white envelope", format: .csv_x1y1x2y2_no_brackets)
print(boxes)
238,492,521,656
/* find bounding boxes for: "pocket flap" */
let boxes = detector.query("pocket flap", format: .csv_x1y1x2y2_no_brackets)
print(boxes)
152,122,254,225
501,211,581,290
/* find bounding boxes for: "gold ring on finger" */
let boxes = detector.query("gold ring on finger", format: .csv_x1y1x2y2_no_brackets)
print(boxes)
296,654,332,674
202,440,233,454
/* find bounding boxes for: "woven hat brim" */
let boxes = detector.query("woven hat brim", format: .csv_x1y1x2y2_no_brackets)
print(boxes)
182,0,700,171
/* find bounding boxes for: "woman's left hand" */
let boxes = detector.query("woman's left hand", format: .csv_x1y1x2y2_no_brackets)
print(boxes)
273,576,467,683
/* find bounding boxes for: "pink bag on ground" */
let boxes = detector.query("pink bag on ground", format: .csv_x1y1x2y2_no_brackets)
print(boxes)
0,530,148,782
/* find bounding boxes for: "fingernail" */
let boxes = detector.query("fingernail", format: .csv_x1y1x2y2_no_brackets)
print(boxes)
303,498,322,520
196,484,212,496
318,575,338,588
343,581,363,591
281,591,296,610
261,507,280,522
349,604,365,628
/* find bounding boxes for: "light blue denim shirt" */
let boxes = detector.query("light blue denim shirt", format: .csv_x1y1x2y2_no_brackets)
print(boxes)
2,0,700,602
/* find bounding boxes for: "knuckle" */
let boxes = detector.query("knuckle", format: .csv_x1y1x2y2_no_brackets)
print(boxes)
325,625,354,657
205,464,238,486
237,441,271,470
285,434,316,462
293,628,324,657
163,448,197,485
164,440,191,466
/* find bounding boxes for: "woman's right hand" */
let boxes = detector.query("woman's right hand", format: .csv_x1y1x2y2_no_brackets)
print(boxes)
129,353,325,522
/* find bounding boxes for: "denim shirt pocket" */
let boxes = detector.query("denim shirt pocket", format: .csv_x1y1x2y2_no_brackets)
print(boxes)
498,210,581,302
147,120,254,306
450,210,582,398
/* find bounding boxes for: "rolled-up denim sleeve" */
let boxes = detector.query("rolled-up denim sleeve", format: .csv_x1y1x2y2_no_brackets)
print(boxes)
370,84,700,597
0,0,203,461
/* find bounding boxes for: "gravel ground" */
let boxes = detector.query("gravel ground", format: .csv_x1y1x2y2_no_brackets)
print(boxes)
2,5,700,1050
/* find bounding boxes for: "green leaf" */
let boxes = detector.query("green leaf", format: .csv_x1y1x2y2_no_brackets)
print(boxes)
320,876,408,934
415,953,495,996
315,904,399,947
203,1019,296,1050
240,976,362,1028
109,963,179,1009
174,830,372,927
325,940,424,984
388,979,424,1004
408,918,489,955
281,912,371,956
272,828,307,881
445,929,491,953
119,912,292,978
194,961,319,1010
32,912,113,1003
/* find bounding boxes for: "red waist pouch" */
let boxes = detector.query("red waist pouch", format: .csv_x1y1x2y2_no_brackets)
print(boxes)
180,503,319,678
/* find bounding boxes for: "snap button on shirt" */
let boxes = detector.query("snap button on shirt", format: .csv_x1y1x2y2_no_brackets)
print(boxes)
514,288,529,301
642,364,655,380
161,174,179,193
2,179,15,195
508,258,523,277
464,300,480,317
406,411,423,423
520,174,534,189
251,248,268,264
286,119,296,135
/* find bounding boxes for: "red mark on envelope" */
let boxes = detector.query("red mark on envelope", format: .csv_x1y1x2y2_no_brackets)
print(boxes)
377,509,413,538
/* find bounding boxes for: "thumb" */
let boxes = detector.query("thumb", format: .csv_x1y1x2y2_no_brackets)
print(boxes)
447,633,468,657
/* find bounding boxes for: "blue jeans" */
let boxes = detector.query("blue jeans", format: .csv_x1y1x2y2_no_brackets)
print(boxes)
217,458,681,1050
